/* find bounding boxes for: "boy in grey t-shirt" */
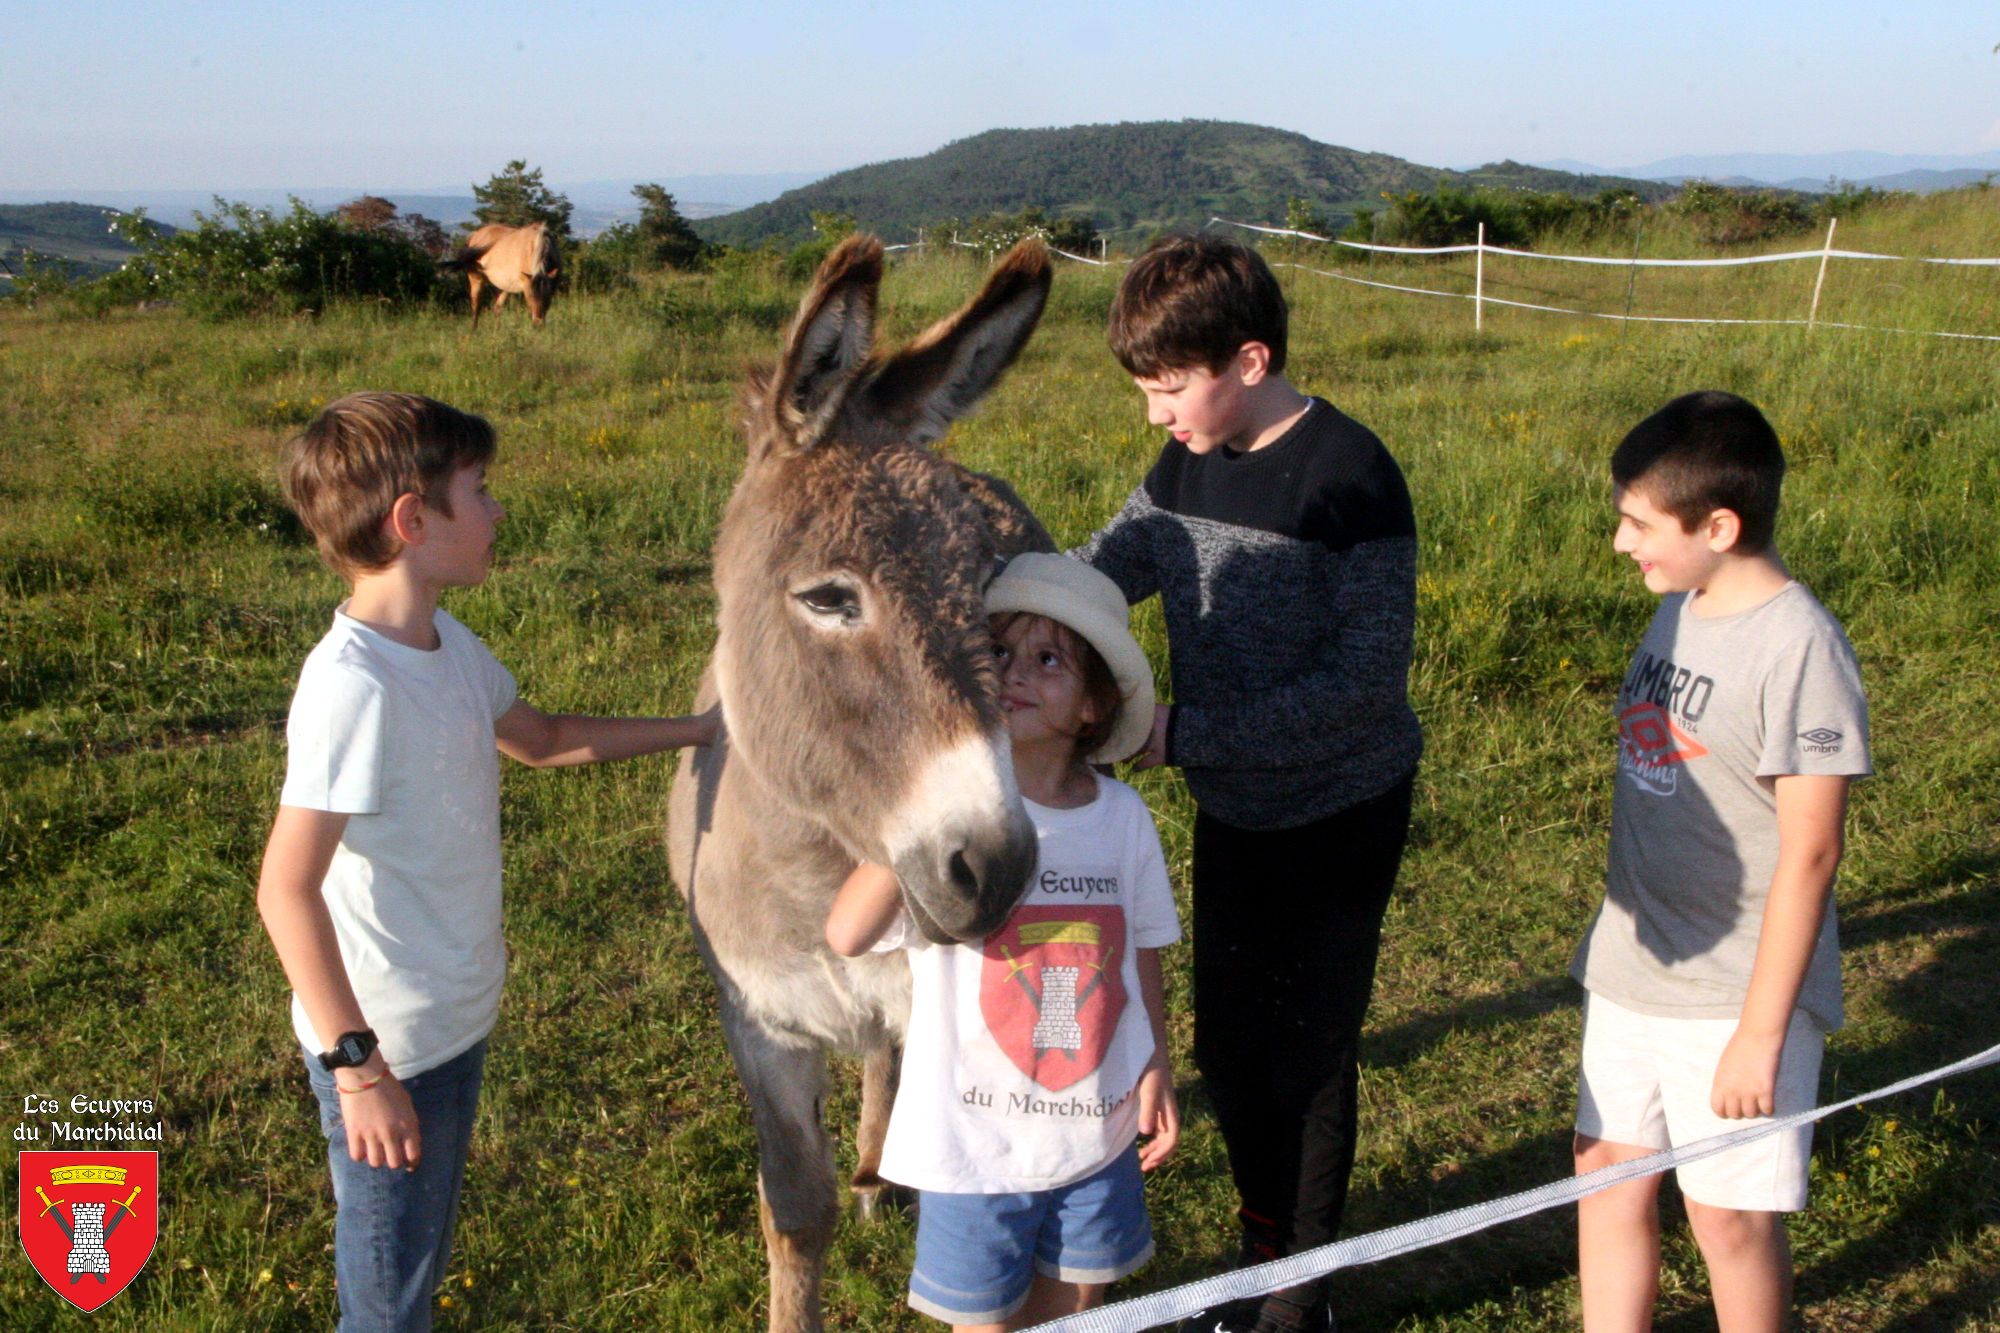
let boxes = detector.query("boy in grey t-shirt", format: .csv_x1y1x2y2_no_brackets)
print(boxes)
1570,392,1870,1331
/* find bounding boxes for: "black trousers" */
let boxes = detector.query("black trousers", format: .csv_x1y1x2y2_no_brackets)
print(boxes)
1190,773,1415,1254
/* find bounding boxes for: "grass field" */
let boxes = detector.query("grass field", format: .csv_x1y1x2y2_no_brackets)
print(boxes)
3,195,1998,1330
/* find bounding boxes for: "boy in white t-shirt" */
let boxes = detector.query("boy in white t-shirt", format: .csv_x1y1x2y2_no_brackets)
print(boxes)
826,553,1181,1333
256,392,716,1331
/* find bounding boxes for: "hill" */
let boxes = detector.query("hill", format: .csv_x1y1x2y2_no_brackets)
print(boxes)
1536,151,2000,197
0,202,173,281
696,120,1675,247
1771,168,1998,195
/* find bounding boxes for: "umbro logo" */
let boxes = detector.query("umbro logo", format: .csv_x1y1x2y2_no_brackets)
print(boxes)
1799,727,1844,754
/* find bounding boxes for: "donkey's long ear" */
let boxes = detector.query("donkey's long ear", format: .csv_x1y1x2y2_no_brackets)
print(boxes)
754,235,883,455
851,238,1052,449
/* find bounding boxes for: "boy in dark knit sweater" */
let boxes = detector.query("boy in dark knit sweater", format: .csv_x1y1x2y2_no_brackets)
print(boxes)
1073,234,1422,1333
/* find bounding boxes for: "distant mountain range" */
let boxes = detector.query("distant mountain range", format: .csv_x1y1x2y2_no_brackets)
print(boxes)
697,121,1677,247
0,172,829,235
1530,150,2000,194
8,135,1994,284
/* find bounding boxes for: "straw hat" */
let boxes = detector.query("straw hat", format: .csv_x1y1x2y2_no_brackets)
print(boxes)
986,553,1156,764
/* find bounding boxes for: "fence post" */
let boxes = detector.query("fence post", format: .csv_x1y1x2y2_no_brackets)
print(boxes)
1620,220,1644,341
1808,217,1838,332
1474,222,1485,332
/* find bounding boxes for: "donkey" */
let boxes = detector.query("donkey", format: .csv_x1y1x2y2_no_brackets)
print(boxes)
443,221,560,328
667,235,1057,1331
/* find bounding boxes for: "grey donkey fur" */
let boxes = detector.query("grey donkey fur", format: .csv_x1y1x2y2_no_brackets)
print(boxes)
668,235,1057,1331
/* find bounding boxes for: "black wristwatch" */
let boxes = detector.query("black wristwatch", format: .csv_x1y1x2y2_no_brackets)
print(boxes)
318,1029,379,1071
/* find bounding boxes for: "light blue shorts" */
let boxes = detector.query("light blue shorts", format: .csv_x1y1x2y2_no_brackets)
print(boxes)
908,1145,1154,1325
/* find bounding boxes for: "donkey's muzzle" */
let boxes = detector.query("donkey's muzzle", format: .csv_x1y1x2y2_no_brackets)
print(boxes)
901,807,1037,945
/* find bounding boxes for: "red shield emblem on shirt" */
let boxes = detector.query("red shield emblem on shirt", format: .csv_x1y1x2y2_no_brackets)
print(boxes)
18,1151,158,1312
981,905,1126,1091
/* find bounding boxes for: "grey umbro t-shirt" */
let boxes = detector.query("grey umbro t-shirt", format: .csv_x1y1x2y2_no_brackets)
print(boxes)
1571,581,1871,1032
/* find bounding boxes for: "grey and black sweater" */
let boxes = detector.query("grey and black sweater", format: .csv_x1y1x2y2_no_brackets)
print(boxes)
1072,398,1422,830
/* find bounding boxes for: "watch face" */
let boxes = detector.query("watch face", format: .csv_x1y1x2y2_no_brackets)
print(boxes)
338,1035,366,1063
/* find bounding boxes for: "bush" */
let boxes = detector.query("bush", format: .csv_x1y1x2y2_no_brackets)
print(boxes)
933,206,1098,257
1285,197,1331,239
573,185,713,292
98,199,448,318
1359,186,1647,252
783,237,840,282
783,211,859,281
563,235,638,296
1812,179,1912,225
1668,181,1814,245
1377,185,1531,247
1,250,79,306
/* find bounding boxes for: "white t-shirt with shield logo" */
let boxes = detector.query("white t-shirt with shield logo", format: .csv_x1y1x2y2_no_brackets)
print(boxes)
879,773,1180,1193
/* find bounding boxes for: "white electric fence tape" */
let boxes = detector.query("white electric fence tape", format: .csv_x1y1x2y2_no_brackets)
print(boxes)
1025,1040,2000,1333
935,238,1113,266
1267,261,2000,344
1050,246,1110,267
1210,217,2000,268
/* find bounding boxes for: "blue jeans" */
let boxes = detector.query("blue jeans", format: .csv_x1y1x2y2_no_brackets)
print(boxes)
305,1040,486,1332
908,1146,1154,1325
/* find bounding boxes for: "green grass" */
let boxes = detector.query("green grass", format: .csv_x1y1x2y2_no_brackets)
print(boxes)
3,207,1998,1330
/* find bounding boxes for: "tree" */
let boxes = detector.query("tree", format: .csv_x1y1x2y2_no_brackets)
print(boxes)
470,161,573,242
398,213,452,259
631,184,707,269
337,195,400,231
336,196,452,258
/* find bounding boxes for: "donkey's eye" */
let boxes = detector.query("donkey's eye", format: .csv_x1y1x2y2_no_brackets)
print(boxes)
796,582,862,622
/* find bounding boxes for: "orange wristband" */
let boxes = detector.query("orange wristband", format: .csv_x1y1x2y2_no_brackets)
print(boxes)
336,1070,386,1095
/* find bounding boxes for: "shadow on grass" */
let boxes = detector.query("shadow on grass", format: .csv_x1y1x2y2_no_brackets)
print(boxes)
1869,1267,2000,1333
1365,973,1578,1073
1176,852,2000,1327
651,561,713,586
1790,864,2000,1330
1158,1064,1578,1325
1334,1128,1581,1327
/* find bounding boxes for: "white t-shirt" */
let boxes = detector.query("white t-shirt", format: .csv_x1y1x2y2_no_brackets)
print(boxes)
879,773,1180,1193
280,607,518,1078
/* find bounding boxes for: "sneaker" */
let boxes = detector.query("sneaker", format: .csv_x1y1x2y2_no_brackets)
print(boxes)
1175,1289,1337,1333
1241,1286,1337,1333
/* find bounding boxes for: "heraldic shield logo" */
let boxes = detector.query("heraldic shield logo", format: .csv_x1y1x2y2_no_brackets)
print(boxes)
19,1151,158,1312
980,904,1126,1092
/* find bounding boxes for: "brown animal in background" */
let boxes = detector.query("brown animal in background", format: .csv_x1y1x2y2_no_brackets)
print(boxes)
667,235,1056,1332
443,221,560,327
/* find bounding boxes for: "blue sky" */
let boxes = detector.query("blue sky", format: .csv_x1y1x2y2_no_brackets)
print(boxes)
4,0,1996,190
